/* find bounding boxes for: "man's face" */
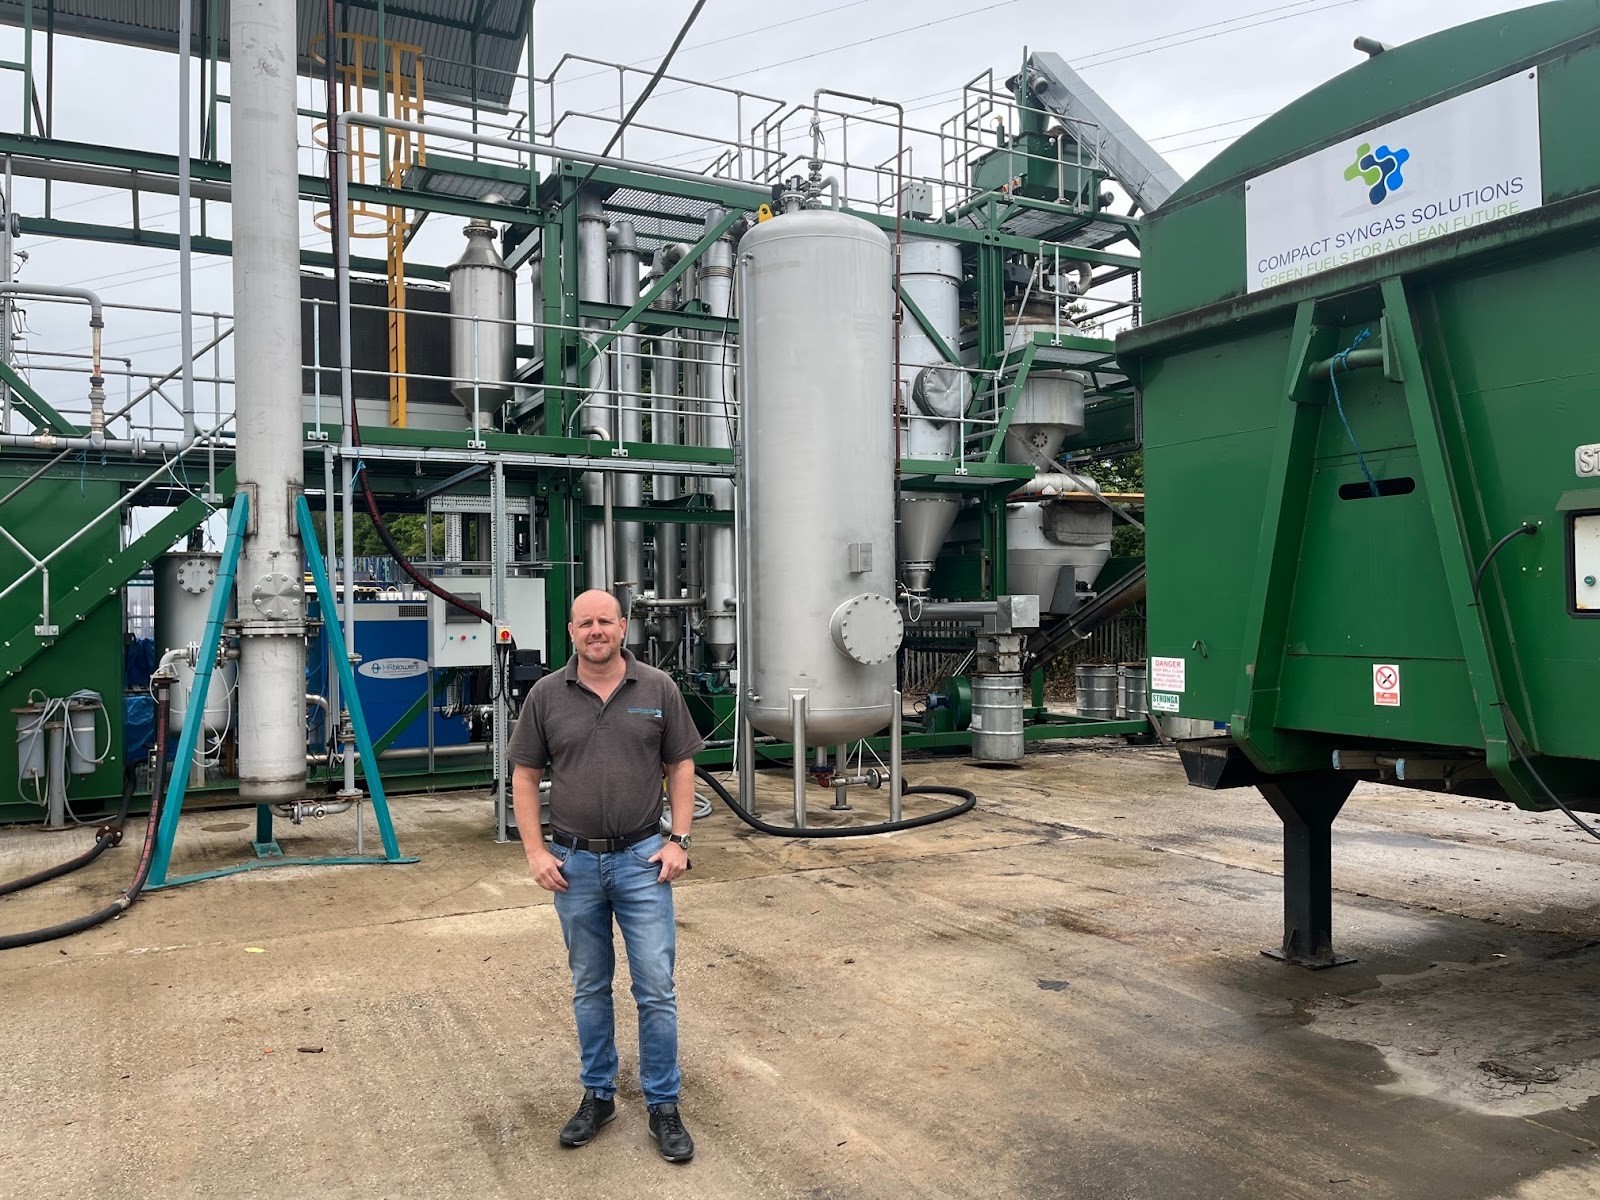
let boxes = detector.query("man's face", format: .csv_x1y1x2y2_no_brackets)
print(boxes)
569,592,625,667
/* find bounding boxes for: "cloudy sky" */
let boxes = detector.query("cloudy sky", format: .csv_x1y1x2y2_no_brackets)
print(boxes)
0,0,1550,444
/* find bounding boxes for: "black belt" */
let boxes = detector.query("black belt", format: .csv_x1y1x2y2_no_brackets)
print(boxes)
550,824,660,853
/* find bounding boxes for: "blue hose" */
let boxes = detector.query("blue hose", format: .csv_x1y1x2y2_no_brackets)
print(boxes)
1328,327,1379,496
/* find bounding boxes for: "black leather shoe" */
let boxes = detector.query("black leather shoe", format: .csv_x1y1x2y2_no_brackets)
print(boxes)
558,1089,616,1147
648,1103,694,1162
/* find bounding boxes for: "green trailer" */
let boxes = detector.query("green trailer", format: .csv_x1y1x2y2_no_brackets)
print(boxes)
1117,2,1600,967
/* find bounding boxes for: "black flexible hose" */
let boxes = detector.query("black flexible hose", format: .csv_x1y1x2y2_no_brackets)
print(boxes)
1469,523,1600,842
695,765,976,838
0,691,169,951
1472,522,1537,605
0,769,132,898
0,775,162,952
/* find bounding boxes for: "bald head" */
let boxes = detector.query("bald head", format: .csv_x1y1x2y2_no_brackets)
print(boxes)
571,589,625,622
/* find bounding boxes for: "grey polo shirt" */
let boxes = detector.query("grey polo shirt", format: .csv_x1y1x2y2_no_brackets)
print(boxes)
507,649,704,840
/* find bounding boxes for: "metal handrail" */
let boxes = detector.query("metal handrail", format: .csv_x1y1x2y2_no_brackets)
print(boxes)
0,417,235,632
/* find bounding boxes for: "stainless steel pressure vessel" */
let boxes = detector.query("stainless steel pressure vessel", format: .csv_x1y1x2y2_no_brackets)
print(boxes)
739,210,902,743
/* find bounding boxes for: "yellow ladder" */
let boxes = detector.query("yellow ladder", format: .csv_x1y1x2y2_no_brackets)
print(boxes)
313,33,427,428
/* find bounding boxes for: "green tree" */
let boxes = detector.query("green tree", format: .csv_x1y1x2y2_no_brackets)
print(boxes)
1081,450,1144,557
332,513,445,559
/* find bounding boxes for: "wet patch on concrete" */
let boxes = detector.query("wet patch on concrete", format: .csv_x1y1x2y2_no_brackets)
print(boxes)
1305,941,1600,1118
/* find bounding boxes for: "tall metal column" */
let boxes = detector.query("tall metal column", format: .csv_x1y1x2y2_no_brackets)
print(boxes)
577,190,611,590
492,460,510,843
231,0,307,804
650,276,683,661
698,207,737,669
610,220,645,643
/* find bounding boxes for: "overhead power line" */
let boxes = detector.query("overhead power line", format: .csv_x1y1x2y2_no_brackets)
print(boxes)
639,0,1355,172
571,0,710,194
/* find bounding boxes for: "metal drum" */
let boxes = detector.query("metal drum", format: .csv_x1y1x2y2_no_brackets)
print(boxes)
739,210,901,743
971,673,1026,762
1119,663,1148,719
1075,664,1119,719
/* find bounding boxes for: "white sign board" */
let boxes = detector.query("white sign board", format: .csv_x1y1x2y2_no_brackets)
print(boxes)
1245,69,1542,293
1150,656,1186,693
1150,692,1182,714
1373,663,1401,708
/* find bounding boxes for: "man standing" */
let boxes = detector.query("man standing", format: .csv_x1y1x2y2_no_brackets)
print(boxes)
509,589,703,1163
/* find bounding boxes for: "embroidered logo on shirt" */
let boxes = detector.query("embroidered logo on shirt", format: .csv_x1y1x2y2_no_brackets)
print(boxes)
627,706,664,718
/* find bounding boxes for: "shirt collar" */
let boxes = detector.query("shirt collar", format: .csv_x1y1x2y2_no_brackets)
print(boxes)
563,647,641,685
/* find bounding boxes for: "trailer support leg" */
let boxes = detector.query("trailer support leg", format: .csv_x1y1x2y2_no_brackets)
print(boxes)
1258,774,1357,969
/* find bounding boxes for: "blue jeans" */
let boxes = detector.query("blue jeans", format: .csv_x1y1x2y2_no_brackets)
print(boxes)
549,833,680,1109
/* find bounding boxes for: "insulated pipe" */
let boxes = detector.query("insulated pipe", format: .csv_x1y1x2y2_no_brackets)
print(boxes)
0,283,103,369
2,156,233,202
322,445,340,758
0,283,105,439
906,600,1017,623
177,0,196,444
582,426,615,590
632,595,703,610
0,432,168,454
698,207,737,669
230,0,306,805
577,191,612,590
2,154,12,431
324,0,358,808
648,261,683,657
610,219,646,646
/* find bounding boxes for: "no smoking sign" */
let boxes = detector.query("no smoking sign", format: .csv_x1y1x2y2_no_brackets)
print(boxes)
1373,663,1401,707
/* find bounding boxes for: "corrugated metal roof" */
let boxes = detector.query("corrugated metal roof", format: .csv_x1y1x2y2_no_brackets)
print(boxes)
0,1,529,110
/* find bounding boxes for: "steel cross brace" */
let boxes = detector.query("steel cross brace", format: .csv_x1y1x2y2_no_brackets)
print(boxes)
0,357,79,436
145,493,417,889
1231,299,1339,772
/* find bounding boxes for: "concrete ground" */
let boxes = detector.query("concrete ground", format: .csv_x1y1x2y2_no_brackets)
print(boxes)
0,742,1597,1199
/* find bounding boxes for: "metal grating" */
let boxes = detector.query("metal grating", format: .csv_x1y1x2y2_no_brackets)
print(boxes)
604,187,723,246
1038,346,1129,395
402,162,531,205
957,207,1130,250
0,0,530,110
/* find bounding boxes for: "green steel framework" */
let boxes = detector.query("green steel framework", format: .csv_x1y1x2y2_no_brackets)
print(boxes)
0,15,1150,823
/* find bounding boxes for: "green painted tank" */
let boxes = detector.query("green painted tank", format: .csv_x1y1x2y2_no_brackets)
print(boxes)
1116,3,1600,965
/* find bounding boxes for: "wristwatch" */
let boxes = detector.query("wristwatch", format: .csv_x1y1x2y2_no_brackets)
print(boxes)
667,833,692,850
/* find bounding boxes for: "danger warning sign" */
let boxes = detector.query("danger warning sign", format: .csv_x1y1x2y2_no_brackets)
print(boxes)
1373,663,1400,707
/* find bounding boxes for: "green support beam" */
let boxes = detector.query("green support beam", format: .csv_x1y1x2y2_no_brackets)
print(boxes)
576,301,735,337
897,285,960,365
1380,277,1533,807
1229,301,1338,773
0,358,79,436
18,217,442,282
983,340,1039,464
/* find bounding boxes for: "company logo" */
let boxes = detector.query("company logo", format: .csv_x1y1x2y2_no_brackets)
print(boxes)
1344,141,1411,205
357,657,430,680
